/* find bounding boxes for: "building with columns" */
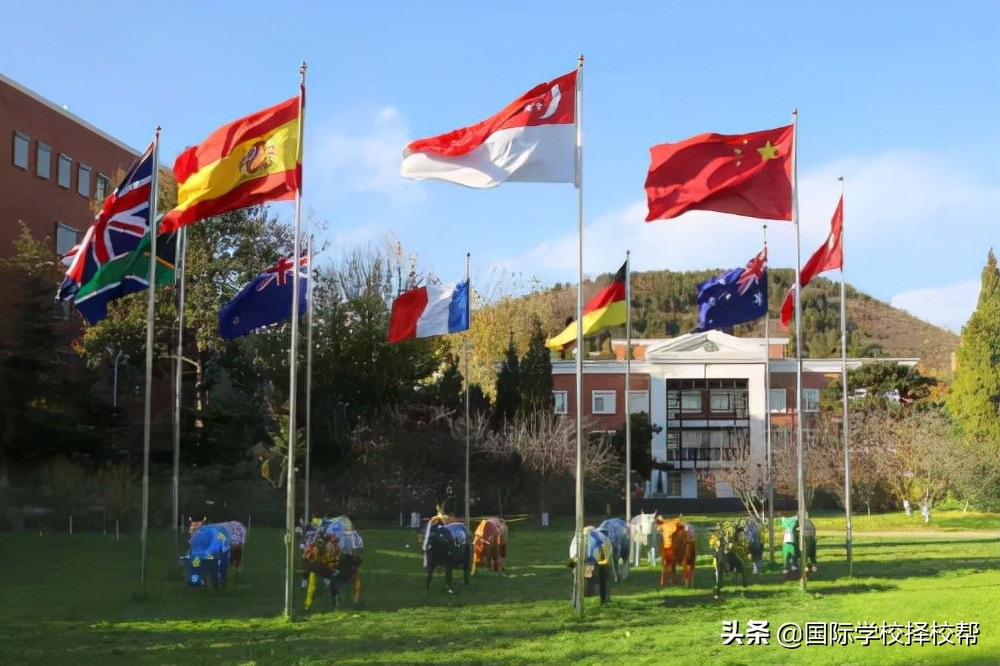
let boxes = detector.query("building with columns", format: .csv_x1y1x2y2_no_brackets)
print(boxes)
551,330,918,510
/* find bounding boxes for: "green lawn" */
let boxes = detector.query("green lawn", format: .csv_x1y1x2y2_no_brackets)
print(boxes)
1,512,997,665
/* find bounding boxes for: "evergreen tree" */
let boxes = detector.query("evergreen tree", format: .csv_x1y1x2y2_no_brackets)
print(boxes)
491,333,520,430
518,317,553,415
947,249,1000,509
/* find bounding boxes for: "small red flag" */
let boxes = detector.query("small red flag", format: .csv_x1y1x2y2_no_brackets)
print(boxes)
644,125,793,222
780,195,845,329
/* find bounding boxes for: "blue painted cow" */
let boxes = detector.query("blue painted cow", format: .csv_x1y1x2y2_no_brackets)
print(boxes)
300,516,364,609
422,520,471,593
597,517,631,582
181,524,231,587
188,517,247,572
568,526,612,603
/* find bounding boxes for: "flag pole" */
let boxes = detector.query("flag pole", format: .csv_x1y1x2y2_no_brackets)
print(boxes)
763,224,775,563
791,109,807,591
139,126,161,594
172,226,187,547
284,62,306,621
464,252,472,531
624,250,632,524
572,53,586,615
838,177,852,576
304,233,314,524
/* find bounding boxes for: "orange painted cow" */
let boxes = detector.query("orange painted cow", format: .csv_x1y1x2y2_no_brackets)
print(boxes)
655,517,696,587
471,517,508,574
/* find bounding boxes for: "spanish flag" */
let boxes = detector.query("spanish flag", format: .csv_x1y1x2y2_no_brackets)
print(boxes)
545,262,627,351
159,95,301,233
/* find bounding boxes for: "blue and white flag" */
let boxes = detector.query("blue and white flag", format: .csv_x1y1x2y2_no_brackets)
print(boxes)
695,248,767,331
218,254,309,340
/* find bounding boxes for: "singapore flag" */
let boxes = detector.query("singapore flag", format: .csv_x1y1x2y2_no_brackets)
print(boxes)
400,70,577,188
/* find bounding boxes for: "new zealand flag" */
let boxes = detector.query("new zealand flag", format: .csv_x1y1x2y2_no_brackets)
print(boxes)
695,248,768,331
58,143,155,302
218,253,309,340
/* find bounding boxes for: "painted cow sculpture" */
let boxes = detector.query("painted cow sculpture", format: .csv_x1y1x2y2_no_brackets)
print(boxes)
655,516,696,587
422,520,472,593
745,518,764,574
472,517,508,574
188,517,247,572
300,516,364,609
709,520,750,595
180,524,231,587
568,526,612,603
597,517,631,582
628,511,660,567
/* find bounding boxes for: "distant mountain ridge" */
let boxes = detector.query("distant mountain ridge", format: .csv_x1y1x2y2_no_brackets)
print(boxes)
533,267,958,376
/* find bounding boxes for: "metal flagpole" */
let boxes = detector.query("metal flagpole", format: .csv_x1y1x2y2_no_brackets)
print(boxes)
284,62,306,620
791,109,807,591
838,177,852,576
573,54,586,614
304,234,314,524
624,251,632,524
763,224,775,563
172,226,187,547
139,127,161,593
464,252,472,530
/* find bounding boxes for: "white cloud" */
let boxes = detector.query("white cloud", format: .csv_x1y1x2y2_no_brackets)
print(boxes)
891,280,980,333
499,149,999,320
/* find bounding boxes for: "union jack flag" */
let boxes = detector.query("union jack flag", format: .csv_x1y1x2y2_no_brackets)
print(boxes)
736,248,767,296
256,254,309,291
58,143,155,302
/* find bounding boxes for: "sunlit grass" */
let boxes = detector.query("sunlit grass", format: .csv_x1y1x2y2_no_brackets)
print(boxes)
1,513,997,665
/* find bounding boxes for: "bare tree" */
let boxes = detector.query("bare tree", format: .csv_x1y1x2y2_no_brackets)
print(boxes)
697,430,768,522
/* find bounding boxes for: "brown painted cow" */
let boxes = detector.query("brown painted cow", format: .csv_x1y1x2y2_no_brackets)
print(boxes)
471,517,508,574
655,516,696,587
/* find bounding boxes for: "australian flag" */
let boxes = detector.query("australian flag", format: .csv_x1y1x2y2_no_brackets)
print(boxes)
218,253,309,340
58,143,155,302
695,248,768,332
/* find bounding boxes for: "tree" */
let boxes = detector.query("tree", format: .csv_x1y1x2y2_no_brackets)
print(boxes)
947,249,1000,510
491,333,520,430
608,411,662,484
518,317,553,415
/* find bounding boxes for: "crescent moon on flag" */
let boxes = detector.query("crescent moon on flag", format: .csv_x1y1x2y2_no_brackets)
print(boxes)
539,84,561,119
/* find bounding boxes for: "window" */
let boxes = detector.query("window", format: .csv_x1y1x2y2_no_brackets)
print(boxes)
95,173,111,201
769,388,787,412
12,131,29,169
77,163,91,196
680,389,701,412
591,390,616,415
709,390,733,412
802,388,821,412
666,472,682,497
627,390,649,414
55,222,79,256
553,390,568,415
58,154,72,188
36,142,51,178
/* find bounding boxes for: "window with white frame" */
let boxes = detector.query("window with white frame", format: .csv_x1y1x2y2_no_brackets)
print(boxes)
13,131,29,169
591,390,616,415
680,389,701,412
57,154,72,188
553,390,568,415
55,222,79,257
802,388,821,412
95,173,111,201
769,388,787,412
36,142,51,179
628,390,649,414
77,163,91,197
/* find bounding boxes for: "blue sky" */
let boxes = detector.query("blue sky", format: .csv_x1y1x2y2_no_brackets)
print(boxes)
2,1,997,333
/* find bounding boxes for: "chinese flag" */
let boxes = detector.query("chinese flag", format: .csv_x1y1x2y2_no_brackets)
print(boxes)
780,195,844,329
645,124,793,222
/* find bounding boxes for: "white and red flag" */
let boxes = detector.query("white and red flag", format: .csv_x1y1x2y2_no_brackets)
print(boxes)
400,70,577,188
780,195,845,329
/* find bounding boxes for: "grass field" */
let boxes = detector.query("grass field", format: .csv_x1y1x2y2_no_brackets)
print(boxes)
1,511,997,665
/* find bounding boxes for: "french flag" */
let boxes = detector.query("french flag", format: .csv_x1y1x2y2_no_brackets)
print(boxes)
387,280,470,343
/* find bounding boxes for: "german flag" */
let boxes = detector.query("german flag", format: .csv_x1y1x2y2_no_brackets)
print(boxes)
545,262,627,350
160,95,302,233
